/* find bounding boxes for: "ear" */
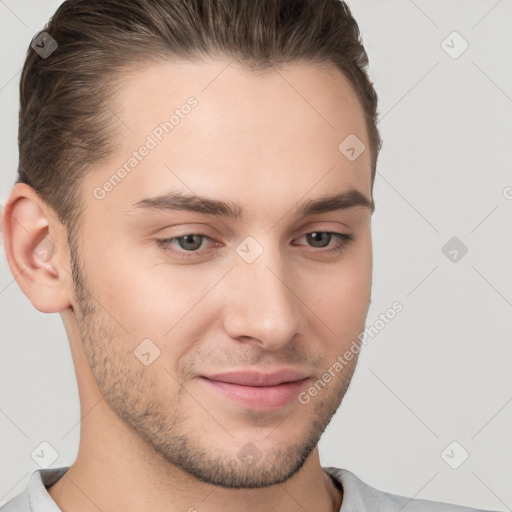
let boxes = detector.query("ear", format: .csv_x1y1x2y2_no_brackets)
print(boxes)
1,183,73,313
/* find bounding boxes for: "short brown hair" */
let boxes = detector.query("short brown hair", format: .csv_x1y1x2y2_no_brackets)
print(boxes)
17,0,381,235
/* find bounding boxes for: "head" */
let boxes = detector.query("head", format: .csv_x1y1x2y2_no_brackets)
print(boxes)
3,0,381,489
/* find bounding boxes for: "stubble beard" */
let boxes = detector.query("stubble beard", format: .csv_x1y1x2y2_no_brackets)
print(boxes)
69,243,359,488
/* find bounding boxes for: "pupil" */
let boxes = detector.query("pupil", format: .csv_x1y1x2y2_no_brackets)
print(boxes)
308,232,330,248
180,235,202,250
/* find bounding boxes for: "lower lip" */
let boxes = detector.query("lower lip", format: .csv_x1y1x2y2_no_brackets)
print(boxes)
200,377,310,410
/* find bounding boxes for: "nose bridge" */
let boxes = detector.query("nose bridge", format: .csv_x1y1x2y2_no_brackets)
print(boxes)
222,242,302,348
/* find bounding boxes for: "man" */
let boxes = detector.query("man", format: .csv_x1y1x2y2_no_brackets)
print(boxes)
0,0,499,511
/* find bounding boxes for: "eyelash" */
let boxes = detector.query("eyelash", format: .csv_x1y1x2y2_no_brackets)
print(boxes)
157,232,354,259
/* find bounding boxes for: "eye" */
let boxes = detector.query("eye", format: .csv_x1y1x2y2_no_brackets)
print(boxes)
173,234,205,251
158,234,213,258
293,232,354,253
157,231,354,260
306,232,334,248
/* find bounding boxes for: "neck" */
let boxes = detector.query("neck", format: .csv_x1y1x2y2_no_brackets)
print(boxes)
47,398,342,512
49,320,343,512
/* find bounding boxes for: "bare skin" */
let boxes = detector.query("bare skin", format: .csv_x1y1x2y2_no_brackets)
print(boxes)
2,58,373,512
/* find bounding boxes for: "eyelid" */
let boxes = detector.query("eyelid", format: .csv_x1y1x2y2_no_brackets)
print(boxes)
154,223,219,238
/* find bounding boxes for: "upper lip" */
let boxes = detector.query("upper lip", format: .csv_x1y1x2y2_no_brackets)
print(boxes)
202,369,309,387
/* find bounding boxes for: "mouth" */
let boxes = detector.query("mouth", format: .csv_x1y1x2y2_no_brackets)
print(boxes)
199,369,310,410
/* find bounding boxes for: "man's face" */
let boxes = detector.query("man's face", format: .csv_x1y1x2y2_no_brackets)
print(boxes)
70,58,373,488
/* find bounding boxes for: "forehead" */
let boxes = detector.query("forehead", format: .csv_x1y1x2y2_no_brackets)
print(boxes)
83,58,371,219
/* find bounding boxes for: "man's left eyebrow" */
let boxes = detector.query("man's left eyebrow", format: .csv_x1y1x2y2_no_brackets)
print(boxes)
127,188,374,218
295,188,374,216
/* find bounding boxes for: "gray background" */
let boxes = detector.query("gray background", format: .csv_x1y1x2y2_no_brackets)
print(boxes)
1,0,511,509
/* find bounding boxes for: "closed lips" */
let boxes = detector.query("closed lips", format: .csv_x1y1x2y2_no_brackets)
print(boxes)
202,370,309,387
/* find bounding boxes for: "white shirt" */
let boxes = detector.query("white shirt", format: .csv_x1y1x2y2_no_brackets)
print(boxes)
0,466,498,511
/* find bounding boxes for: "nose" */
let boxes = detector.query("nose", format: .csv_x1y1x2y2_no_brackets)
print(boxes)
221,247,303,351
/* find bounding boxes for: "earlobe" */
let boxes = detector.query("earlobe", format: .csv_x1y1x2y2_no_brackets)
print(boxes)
1,183,73,313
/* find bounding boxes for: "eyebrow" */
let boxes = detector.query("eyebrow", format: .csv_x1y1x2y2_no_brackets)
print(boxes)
129,187,374,219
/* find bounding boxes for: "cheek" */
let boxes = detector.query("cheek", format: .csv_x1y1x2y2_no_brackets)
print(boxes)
93,247,224,346
301,240,372,334
78,237,165,338
84,225,371,346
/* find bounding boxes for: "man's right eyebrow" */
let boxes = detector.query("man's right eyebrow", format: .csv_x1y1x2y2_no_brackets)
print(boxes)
128,193,244,219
